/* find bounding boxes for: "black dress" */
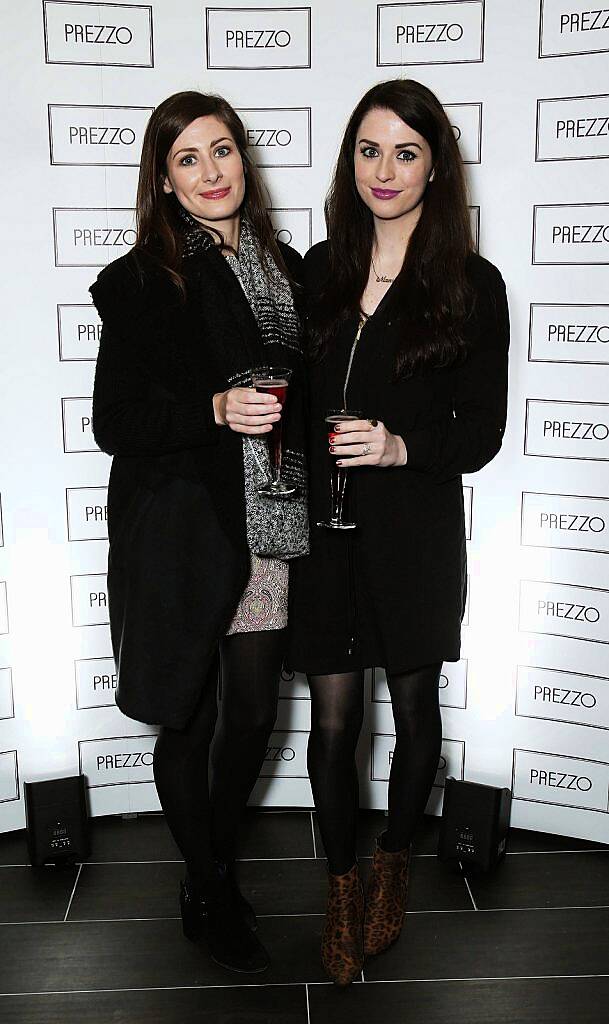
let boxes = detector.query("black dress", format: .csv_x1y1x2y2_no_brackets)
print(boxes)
287,242,510,675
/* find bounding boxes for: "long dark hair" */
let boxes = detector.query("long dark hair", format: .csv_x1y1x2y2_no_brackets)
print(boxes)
134,90,289,293
310,79,474,376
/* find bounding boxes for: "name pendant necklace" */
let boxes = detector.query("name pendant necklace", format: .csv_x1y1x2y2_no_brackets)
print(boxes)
371,255,395,285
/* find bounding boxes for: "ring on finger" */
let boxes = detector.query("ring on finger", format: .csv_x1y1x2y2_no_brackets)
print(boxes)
362,443,372,455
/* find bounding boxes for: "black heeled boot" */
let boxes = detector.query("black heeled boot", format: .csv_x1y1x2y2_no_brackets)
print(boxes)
216,860,258,931
179,878,269,974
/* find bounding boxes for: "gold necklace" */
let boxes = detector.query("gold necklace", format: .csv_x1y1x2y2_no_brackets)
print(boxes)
371,255,395,284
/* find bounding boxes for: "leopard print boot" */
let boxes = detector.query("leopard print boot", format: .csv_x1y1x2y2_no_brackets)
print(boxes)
320,863,364,986
363,835,411,957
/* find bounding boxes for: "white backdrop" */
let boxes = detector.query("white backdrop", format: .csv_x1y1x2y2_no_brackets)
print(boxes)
1,0,608,843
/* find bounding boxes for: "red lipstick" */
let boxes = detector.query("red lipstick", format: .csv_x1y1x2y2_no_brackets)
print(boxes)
200,187,231,200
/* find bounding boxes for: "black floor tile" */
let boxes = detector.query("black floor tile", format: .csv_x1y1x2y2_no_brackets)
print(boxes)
89,814,181,863
506,827,609,854
0,984,308,1024
399,857,472,913
238,809,315,860
88,809,315,864
242,854,471,916
0,866,79,924
0,917,327,992
466,851,609,910
363,906,609,982
358,856,472,913
309,976,609,1024
68,861,184,921
0,830,28,866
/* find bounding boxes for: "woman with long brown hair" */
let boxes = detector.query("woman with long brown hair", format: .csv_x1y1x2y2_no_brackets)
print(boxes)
288,79,509,985
90,91,308,974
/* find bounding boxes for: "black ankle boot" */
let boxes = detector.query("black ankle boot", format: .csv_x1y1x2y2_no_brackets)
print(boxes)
179,879,269,974
216,860,257,931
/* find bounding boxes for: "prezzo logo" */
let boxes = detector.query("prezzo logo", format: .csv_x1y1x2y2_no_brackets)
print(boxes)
206,7,311,69
58,304,102,362
268,208,312,252
539,0,609,58
259,729,308,778
445,102,482,163
521,492,609,554
516,665,609,731
0,582,8,636
278,668,310,701
532,204,609,265
529,304,609,365
371,735,465,784
62,398,100,454
53,209,136,267
377,1,485,66
75,657,117,709
372,659,468,709
0,668,14,721
525,400,609,461
238,108,311,167
70,573,109,626
536,95,609,161
0,750,19,804
512,748,609,813
79,734,156,789
66,487,108,541
43,2,153,67
519,579,609,645
48,104,153,166
463,484,473,539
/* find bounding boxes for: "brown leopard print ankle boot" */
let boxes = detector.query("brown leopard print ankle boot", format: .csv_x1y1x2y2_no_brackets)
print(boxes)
363,834,411,956
320,863,364,986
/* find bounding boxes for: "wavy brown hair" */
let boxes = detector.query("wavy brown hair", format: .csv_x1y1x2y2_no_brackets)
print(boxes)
310,79,474,376
134,90,289,293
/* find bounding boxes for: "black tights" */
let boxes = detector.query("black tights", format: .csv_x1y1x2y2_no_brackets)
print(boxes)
307,664,443,875
153,629,284,892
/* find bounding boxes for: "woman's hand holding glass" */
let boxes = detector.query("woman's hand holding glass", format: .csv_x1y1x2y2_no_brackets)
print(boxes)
213,387,281,434
330,418,407,468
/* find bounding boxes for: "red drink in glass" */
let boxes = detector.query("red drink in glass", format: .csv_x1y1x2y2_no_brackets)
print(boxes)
254,378,288,471
251,367,295,498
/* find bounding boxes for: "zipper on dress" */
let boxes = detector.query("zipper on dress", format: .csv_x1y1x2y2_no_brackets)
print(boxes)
343,313,367,409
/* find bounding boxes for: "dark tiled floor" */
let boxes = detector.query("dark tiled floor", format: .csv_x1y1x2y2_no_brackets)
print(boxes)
0,810,607,1023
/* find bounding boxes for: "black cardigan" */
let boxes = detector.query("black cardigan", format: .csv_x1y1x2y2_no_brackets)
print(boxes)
287,243,510,675
91,241,302,727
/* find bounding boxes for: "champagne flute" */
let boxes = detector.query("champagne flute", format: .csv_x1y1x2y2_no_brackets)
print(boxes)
316,408,362,529
252,366,296,498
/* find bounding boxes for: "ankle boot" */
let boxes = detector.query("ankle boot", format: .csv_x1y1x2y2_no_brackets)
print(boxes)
363,834,411,956
216,860,257,931
321,863,364,986
179,878,269,974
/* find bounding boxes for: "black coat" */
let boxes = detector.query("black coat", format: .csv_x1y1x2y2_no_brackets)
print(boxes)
90,242,302,728
287,243,510,675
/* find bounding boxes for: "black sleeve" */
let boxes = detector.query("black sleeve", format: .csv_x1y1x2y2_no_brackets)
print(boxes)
404,265,510,482
90,266,219,458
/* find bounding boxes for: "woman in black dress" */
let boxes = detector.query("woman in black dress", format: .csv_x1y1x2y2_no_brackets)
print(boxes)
90,91,307,975
288,79,509,985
